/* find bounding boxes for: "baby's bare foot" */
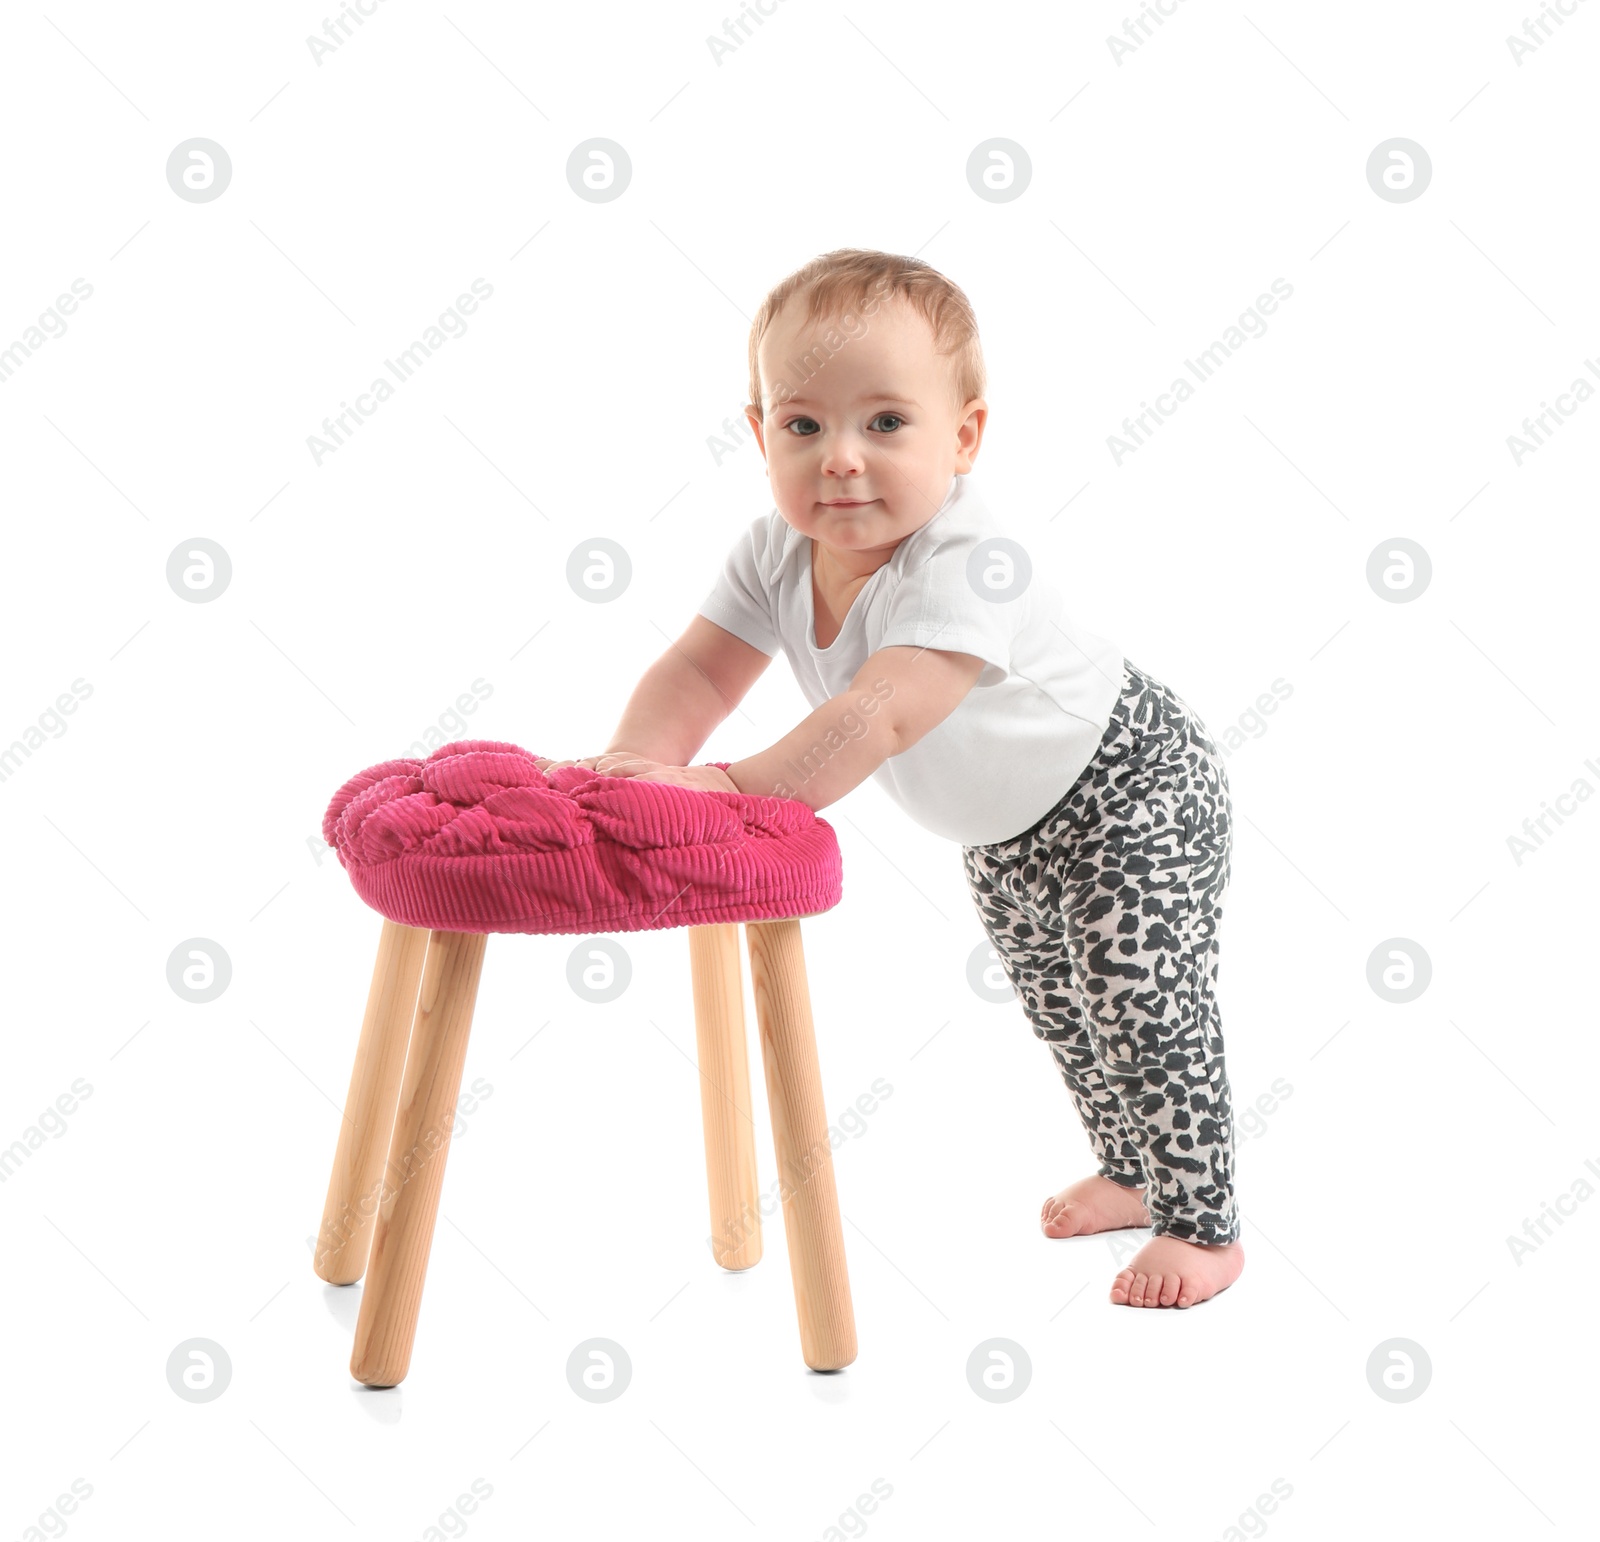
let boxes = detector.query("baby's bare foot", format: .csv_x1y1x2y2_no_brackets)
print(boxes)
1109,1235,1244,1309
1041,1175,1150,1238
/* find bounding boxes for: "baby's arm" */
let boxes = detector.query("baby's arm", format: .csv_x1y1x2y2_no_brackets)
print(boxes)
595,615,773,766
728,645,985,811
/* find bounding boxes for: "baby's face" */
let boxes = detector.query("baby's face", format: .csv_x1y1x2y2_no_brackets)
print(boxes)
746,295,986,560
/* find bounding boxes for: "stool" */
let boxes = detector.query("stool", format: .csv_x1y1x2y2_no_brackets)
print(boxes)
314,739,857,1386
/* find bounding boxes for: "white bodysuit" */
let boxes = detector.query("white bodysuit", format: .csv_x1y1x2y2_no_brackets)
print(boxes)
696,472,1125,846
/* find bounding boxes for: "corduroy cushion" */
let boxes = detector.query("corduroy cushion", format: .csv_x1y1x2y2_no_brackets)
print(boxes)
322,739,842,935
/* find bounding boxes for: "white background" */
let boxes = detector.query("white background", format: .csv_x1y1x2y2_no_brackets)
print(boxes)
2,2,1596,1538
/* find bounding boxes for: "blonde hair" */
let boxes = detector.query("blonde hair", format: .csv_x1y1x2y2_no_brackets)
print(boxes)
745,247,986,422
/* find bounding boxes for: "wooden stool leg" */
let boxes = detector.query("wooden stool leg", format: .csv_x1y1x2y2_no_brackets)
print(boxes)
316,918,430,1285
744,918,857,1371
688,923,763,1270
350,928,488,1387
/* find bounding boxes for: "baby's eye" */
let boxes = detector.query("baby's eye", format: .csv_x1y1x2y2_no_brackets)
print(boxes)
869,413,904,432
784,417,820,436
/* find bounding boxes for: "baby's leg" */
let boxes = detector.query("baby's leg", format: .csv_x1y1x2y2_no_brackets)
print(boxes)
1048,663,1242,1306
960,845,1150,1237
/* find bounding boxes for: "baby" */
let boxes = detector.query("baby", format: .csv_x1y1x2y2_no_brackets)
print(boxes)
545,248,1243,1310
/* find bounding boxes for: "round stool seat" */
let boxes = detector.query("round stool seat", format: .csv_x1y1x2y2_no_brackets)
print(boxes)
322,739,842,936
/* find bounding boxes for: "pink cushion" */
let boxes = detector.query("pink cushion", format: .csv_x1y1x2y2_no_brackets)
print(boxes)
322,740,842,935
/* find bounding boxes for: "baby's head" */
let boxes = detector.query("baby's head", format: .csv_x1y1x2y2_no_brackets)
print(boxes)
744,249,987,555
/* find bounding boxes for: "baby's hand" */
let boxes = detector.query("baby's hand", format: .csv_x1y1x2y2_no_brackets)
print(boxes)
533,752,627,773
581,751,652,775
596,757,739,794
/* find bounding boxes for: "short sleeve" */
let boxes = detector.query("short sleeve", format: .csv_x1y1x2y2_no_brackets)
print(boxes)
875,531,1022,688
697,514,781,656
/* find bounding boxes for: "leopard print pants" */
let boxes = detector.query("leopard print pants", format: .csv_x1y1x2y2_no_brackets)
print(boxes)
960,658,1238,1246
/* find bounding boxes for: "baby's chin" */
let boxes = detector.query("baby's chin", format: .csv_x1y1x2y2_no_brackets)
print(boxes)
782,501,921,547
811,514,881,540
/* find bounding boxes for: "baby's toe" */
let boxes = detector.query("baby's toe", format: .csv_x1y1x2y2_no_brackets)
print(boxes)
1109,1268,1135,1305
1041,1207,1075,1238
1158,1273,1182,1306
